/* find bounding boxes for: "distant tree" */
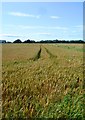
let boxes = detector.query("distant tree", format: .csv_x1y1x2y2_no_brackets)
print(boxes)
0,40,6,43
31,40,35,43
23,39,35,43
23,39,31,43
6,41,12,43
13,39,22,43
78,40,84,43
3,40,6,43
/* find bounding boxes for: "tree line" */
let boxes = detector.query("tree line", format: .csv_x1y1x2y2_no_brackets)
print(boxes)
1,39,85,43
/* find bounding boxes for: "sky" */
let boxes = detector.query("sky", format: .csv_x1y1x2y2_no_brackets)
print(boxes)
1,2,83,42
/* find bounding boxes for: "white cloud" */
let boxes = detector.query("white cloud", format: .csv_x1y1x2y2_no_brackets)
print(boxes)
50,16,60,19
71,30,77,33
73,25,83,31
51,26,68,30
36,32,51,35
18,25,68,30
0,33,21,38
74,25,83,28
19,25,45,29
8,12,40,18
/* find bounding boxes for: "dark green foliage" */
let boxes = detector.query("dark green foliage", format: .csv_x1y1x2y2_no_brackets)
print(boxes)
13,39,22,43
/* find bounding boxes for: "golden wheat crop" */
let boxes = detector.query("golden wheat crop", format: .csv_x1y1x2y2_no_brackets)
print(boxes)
2,43,84,119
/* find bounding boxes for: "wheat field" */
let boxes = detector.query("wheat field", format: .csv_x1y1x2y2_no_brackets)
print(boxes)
2,43,84,119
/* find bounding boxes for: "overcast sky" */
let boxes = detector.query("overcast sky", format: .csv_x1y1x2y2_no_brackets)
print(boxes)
1,2,83,42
